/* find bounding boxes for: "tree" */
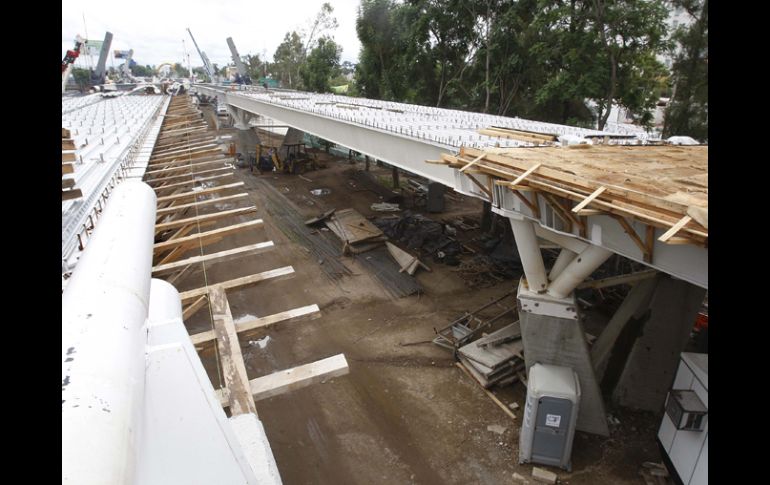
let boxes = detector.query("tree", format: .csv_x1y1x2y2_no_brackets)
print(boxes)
532,0,669,130
302,2,339,60
301,37,342,93
71,67,91,92
663,0,707,141
273,31,305,88
244,54,268,81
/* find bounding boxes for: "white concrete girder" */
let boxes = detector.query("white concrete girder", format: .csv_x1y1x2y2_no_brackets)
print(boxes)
220,91,457,186
193,84,707,290
227,105,253,130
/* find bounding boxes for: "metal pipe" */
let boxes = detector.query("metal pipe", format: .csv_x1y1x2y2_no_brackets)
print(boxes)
62,181,157,485
547,244,613,299
549,248,578,281
509,217,549,293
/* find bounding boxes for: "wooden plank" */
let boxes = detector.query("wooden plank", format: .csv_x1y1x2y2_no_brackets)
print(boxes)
191,304,320,345
151,142,220,158
577,269,658,290
153,218,264,252
156,182,245,204
62,189,83,201
464,173,492,199
215,354,349,405
508,162,542,186
644,225,655,263
512,190,540,218
62,139,76,150
209,286,258,416
613,216,648,256
182,295,208,320
62,163,74,175
455,362,517,421
62,127,71,138
144,158,233,177
62,178,76,189
149,147,223,165
179,266,295,303
658,215,693,243
156,193,250,217
459,152,488,173
62,152,76,162
153,241,275,276
153,173,235,194
148,167,233,186
155,206,255,233
572,186,607,213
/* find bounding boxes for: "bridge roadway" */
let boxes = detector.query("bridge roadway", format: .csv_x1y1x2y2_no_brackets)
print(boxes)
193,84,706,289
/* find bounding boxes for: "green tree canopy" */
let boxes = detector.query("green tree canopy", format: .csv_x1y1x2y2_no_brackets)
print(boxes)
663,0,707,141
300,37,342,93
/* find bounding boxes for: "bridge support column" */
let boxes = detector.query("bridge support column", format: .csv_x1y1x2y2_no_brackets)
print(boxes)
509,216,615,436
549,248,577,281
508,217,548,293
227,106,253,130
610,275,706,411
517,278,610,436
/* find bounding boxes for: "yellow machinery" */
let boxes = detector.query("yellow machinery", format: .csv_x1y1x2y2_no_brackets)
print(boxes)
255,143,319,174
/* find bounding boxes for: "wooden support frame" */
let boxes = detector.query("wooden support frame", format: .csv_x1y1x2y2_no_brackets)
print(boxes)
153,218,264,253
153,173,235,195
215,354,349,406
178,266,295,303
572,186,606,213
147,167,234,186
511,189,540,218
658,215,693,243
156,193,250,217
190,304,320,346
156,182,245,205
459,152,489,173
577,269,658,290
155,206,256,233
463,173,492,200
209,286,259,416
152,241,275,276
612,215,654,262
508,162,542,187
182,295,208,320
144,158,233,177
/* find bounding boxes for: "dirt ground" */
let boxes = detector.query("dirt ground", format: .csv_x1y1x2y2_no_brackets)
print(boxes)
182,107,667,484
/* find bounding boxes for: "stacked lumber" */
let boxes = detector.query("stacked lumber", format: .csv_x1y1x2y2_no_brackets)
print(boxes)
325,208,387,254
62,127,82,201
457,321,525,388
433,145,708,247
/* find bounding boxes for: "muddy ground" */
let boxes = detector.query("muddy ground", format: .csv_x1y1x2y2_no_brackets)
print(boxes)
181,105,667,484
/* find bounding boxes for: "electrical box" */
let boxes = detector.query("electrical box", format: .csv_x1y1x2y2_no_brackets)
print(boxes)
519,363,581,471
657,353,708,485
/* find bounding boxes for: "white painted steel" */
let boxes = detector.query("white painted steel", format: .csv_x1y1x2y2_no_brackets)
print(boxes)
547,245,613,299
196,84,707,290
62,181,157,485
509,217,549,293
62,94,166,275
549,248,578,281
139,279,268,485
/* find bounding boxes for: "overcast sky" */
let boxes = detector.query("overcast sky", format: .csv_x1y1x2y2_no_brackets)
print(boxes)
62,0,363,70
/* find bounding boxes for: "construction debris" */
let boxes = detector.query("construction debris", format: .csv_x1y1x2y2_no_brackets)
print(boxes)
531,466,558,484
386,242,430,275
458,322,525,388
326,208,387,255
371,202,401,212
433,291,516,350
355,247,422,298
255,178,352,281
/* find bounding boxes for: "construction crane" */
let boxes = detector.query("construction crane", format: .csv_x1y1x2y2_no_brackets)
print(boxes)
226,37,251,85
62,35,85,93
90,32,114,86
186,28,215,83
